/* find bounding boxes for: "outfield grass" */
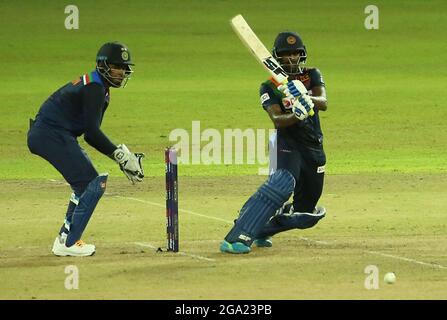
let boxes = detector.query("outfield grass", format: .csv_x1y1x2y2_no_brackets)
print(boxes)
1,0,446,178
0,0,446,300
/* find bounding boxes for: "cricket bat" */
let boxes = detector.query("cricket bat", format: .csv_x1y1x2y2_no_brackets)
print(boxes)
230,14,288,85
230,14,314,115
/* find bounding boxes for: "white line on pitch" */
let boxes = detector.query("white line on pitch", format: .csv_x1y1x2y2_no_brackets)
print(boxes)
134,242,216,262
116,195,446,270
298,236,335,245
366,250,447,270
112,195,233,223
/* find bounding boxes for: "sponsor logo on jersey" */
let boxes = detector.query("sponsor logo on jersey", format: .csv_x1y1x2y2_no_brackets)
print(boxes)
260,93,270,104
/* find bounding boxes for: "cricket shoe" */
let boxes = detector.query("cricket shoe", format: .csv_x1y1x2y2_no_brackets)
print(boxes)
52,234,96,257
253,237,273,248
220,240,251,254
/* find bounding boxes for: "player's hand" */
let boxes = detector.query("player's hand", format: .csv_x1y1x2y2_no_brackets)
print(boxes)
299,94,314,112
278,80,314,116
281,96,296,110
292,99,312,121
112,144,145,184
277,80,307,98
121,153,145,184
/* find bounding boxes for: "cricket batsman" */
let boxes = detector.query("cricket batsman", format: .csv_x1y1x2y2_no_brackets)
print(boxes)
27,42,144,256
221,32,328,253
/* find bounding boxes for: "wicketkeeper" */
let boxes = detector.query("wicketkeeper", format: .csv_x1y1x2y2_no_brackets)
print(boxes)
221,31,328,254
27,42,144,256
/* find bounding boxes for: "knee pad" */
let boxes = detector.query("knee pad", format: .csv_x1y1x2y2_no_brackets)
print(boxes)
258,169,295,207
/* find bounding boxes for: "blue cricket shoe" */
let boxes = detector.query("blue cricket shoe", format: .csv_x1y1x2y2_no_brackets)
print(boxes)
220,240,251,254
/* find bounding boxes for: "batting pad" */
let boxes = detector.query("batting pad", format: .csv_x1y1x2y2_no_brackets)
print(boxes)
66,174,108,247
256,206,326,238
225,169,295,246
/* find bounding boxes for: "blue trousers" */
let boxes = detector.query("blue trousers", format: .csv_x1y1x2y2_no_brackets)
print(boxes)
27,121,98,196
276,144,325,213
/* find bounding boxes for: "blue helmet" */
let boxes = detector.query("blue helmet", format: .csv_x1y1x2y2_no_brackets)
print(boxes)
96,42,134,88
272,32,307,74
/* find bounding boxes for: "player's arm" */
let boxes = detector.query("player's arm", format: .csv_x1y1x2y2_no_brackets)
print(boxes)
81,83,117,155
260,83,310,128
266,104,299,128
81,83,144,183
308,68,328,111
82,84,117,156
310,86,327,111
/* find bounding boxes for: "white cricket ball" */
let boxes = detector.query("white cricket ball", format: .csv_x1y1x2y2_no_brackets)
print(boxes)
384,272,396,284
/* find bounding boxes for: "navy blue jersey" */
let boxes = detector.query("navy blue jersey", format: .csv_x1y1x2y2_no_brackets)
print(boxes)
260,67,325,151
34,70,116,155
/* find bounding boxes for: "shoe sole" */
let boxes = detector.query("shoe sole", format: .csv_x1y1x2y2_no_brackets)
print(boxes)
52,250,96,257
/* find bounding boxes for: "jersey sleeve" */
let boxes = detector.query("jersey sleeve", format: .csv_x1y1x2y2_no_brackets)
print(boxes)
259,83,281,110
81,83,117,155
309,68,325,88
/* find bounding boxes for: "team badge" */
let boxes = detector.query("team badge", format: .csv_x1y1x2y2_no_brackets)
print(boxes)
121,51,129,61
287,36,296,44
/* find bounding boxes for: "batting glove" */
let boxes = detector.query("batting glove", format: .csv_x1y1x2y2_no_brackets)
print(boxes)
292,100,311,121
277,80,307,98
297,93,314,113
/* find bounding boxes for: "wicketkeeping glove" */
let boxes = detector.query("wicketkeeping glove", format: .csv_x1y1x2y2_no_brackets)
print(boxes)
112,144,145,184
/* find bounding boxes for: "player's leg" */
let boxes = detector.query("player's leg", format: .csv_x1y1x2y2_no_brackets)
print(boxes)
220,169,295,254
58,193,79,236
28,127,103,256
252,145,301,247
51,177,107,257
256,155,326,239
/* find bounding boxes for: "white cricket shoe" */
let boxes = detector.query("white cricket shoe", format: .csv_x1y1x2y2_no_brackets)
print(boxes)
52,234,96,257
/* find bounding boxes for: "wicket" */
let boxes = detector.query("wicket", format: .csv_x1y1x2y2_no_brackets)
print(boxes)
165,147,179,252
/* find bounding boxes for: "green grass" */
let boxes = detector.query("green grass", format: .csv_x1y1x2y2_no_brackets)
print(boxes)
1,0,446,178
0,0,446,300
1,174,446,299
